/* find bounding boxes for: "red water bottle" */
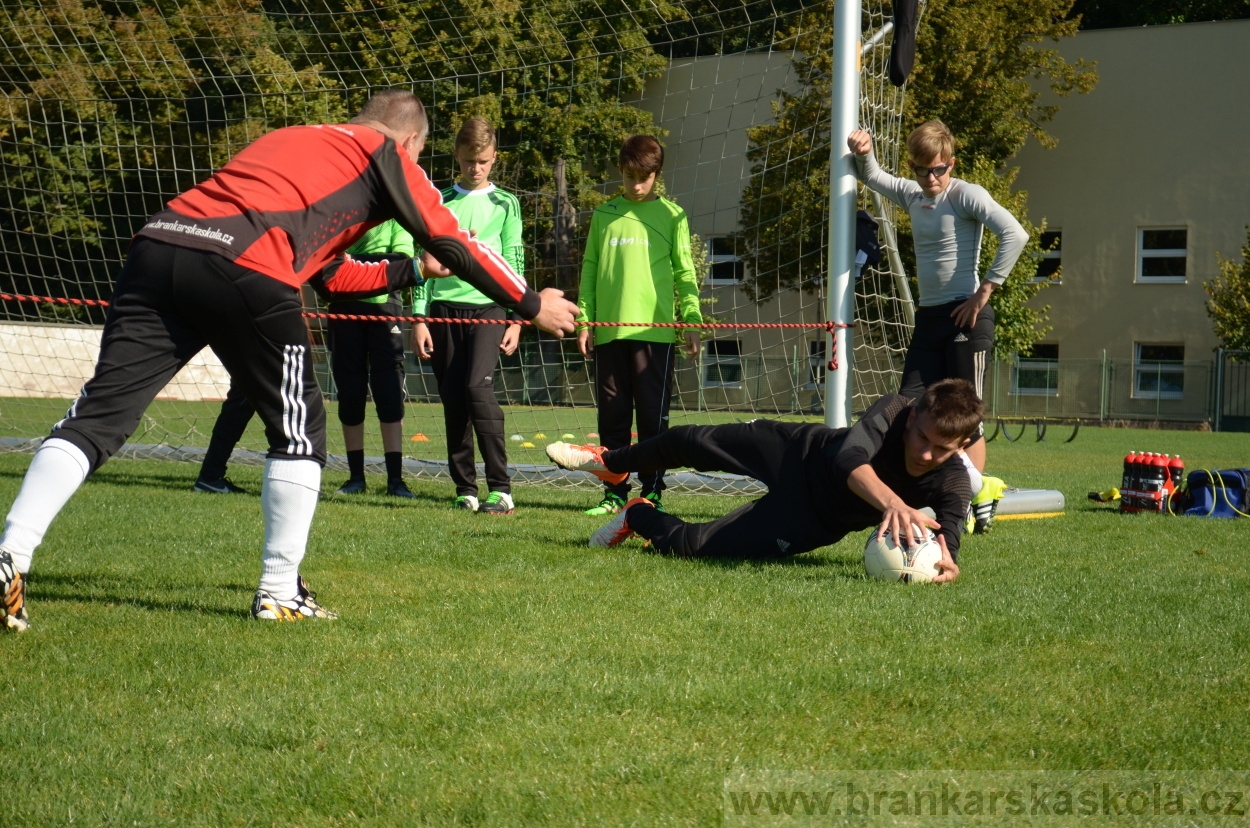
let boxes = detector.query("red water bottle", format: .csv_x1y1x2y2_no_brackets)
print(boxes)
1136,452,1155,511
1150,453,1169,511
1168,454,1185,489
1120,451,1137,512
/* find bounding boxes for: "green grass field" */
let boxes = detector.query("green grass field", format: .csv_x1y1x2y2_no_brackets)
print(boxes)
1,424,1248,826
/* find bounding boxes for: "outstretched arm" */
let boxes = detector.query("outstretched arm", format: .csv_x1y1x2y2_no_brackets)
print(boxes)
847,463,941,548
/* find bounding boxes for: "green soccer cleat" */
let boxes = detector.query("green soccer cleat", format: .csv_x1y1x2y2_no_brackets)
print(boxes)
252,576,338,622
584,493,627,516
454,494,480,511
643,491,666,513
479,491,515,515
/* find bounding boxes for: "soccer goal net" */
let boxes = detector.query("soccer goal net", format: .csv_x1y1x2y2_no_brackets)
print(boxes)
0,0,918,494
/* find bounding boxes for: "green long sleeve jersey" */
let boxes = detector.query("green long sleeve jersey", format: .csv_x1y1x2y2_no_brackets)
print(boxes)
577,195,702,346
336,219,415,308
412,183,525,316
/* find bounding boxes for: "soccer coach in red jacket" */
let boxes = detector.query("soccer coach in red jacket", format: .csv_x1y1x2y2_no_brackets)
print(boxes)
0,90,578,630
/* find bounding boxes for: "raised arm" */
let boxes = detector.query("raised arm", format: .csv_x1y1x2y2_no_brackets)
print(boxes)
847,129,918,209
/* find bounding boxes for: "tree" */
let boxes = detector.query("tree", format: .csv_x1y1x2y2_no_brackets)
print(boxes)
1205,226,1250,352
737,0,1096,355
270,0,680,292
0,0,685,322
652,0,814,58
0,0,343,319
1069,0,1250,29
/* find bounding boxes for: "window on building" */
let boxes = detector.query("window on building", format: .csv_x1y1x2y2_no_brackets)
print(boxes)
1136,228,1187,283
705,236,744,284
806,339,826,389
1134,343,1185,399
1012,343,1059,396
1034,230,1061,283
702,339,743,387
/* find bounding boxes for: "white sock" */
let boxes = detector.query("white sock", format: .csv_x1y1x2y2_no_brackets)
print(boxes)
1,438,91,573
259,458,321,600
960,451,983,496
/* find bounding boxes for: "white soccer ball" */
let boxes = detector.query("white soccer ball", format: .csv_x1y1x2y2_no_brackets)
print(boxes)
863,524,943,584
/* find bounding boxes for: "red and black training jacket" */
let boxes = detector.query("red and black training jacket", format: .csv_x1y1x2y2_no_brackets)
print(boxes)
135,123,540,319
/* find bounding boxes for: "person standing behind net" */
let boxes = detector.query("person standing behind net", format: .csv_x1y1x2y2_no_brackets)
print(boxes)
328,219,417,499
847,121,1026,531
411,118,523,515
575,135,702,516
192,382,254,494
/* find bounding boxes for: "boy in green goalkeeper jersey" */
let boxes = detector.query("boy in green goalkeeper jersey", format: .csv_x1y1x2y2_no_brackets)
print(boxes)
328,218,417,499
412,118,524,514
575,135,702,515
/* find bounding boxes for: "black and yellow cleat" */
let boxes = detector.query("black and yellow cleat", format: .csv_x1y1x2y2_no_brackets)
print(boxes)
1,548,30,633
1087,487,1121,504
252,575,338,621
966,476,1007,534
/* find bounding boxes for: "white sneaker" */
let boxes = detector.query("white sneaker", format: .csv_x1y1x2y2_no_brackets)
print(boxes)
589,497,653,547
545,442,628,485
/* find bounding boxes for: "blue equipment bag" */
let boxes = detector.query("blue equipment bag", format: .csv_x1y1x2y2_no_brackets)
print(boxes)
1181,468,1250,518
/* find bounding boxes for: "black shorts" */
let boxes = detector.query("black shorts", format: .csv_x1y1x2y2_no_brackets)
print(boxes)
327,314,407,425
899,299,994,401
50,237,326,470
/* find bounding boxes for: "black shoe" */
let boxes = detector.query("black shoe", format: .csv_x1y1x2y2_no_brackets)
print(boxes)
193,477,246,494
386,479,415,499
336,478,366,495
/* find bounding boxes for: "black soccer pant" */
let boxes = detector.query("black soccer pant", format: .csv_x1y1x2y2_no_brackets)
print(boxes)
898,300,994,401
593,339,677,500
199,382,256,481
601,421,846,559
327,316,407,426
49,238,327,473
428,303,510,496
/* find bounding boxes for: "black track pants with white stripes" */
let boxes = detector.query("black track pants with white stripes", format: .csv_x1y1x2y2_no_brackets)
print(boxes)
50,237,326,472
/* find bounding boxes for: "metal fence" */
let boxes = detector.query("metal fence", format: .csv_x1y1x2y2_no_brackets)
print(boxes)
312,340,1248,430
982,356,1217,425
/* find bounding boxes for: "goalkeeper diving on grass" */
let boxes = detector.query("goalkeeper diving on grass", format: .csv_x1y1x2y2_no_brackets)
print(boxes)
546,379,983,583
0,90,579,633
